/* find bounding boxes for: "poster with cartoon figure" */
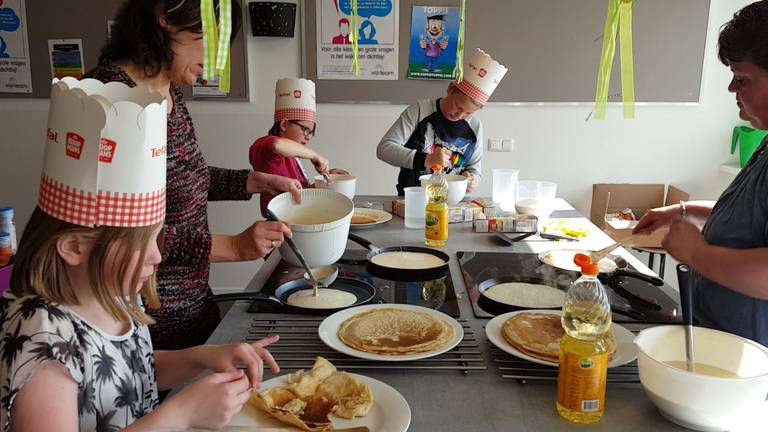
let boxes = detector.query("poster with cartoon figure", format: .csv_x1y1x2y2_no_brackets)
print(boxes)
407,6,459,80
317,0,398,80
0,0,32,93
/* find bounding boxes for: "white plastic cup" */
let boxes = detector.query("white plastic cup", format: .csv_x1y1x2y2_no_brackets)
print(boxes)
492,169,519,211
404,187,427,229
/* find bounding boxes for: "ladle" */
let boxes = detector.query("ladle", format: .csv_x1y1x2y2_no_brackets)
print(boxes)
303,265,339,291
677,263,695,372
264,209,320,294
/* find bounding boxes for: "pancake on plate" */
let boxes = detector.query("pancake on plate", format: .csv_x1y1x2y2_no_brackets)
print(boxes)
501,312,616,363
338,307,455,355
351,213,380,224
250,357,373,431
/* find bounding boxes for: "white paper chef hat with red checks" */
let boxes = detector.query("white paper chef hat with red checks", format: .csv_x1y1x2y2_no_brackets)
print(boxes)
455,48,508,105
274,78,317,123
38,77,168,228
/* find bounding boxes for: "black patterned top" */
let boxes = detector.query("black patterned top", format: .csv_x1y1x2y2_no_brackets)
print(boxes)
0,292,159,431
84,63,252,349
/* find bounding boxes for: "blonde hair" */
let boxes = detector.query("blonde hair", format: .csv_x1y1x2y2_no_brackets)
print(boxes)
11,207,161,324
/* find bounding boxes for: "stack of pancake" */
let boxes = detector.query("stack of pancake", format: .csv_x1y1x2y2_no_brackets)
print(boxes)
501,312,616,363
338,307,455,355
351,214,379,224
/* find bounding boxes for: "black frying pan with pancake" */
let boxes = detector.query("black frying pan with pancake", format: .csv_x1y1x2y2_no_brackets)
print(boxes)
347,233,449,281
208,277,377,315
477,276,566,316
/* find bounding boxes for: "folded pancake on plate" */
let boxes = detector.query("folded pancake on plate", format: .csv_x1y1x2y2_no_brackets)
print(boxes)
501,312,616,363
352,214,379,224
338,307,455,355
250,357,373,430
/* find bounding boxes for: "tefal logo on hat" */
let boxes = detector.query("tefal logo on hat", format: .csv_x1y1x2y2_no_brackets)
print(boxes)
99,138,117,163
46,128,58,143
66,132,85,160
478,68,487,78
293,90,302,98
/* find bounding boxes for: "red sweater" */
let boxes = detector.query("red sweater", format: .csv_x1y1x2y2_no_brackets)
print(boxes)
249,135,310,215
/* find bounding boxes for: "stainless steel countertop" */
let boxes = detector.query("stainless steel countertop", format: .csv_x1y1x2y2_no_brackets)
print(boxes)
206,197,687,432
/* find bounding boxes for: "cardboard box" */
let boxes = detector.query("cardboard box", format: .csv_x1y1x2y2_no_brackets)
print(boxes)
390,199,482,223
473,214,538,233
590,184,689,248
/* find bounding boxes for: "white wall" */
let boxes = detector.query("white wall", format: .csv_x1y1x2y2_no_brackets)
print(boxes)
0,0,749,291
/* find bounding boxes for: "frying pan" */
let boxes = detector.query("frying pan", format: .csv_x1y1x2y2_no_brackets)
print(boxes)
476,276,566,316
475,276,646,320
538,249,663,285
208,277,377,315
347,233,449,281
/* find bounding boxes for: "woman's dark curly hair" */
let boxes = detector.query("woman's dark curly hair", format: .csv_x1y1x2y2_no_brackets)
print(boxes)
100,0,242,77
718,0,768,70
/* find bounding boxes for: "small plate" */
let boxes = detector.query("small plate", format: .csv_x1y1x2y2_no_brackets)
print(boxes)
350,208,393,229
485,309,637,368
227,373,411,432
319,303,464,361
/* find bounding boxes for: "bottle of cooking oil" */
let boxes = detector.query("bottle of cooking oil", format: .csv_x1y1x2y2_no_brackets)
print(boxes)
424,164,448,246
556,253,612,424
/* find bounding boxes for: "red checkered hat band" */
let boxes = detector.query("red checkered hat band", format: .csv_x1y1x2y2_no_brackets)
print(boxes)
38,175,166,227
456,80,490,105
275,108,317,123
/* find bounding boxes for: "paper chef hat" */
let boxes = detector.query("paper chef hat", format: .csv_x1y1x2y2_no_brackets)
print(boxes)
39,77,168,228
274,78,317,123
455,48,508,105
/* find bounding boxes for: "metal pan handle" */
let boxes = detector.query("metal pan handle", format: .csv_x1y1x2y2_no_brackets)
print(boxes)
207,292,283,305
348,233,378,251
613,268,664,286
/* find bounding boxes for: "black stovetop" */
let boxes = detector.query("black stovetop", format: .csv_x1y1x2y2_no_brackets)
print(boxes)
247,248,461,317
457,251,681,324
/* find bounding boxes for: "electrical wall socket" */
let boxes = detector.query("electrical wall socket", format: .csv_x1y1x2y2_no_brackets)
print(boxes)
488,138,502,152
501,139,514,152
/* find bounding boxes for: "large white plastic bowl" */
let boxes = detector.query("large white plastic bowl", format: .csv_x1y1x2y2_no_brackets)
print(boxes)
419,174,468,205
313,174,357,199
515,181,557,218
635,325,768,431
267,189,353,268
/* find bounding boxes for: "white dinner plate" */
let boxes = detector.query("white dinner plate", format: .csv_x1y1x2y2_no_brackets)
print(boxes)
227,373,411,432
350,208,393,229
318,303,464,361
485,309,637,368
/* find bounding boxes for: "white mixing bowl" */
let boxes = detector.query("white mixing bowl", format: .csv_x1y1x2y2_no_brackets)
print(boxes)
313,174,357,199
267,189,353,268
419,174,468,204
635,325,768,431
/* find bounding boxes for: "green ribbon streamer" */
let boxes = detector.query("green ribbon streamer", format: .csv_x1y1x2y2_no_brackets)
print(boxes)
593,0,635,119
201,0,232,93
454,0,466,82
350,0,361,76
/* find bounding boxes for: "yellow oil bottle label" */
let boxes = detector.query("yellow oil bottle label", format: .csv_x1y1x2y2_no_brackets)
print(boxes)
425,207,448,241
556,351,607,413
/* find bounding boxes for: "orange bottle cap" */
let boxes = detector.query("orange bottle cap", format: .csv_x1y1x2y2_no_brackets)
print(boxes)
573,253,599,275
431,164,443,171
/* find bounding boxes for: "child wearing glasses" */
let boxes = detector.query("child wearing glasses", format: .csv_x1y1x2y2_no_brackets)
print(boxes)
249,78,348,216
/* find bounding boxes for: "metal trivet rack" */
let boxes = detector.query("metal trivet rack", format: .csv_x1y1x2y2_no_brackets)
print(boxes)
246,317,487,373
491,339,640,384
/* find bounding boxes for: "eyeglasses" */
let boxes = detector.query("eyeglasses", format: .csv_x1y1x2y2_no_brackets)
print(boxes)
289,120,316,138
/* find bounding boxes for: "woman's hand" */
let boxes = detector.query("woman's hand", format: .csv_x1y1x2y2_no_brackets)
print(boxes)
311,155,330,175
662,219,708,265
632,204,681,235
462,171,478,193
233,221,292,261
247,171,302,203
194,336,280,389
164,370,251,430
329,168,349,175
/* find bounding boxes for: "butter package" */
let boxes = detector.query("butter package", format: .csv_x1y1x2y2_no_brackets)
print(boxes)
473,214,538,233
390,199,482,223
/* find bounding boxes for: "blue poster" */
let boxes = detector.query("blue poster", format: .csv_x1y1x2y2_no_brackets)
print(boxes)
407,6,459,80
